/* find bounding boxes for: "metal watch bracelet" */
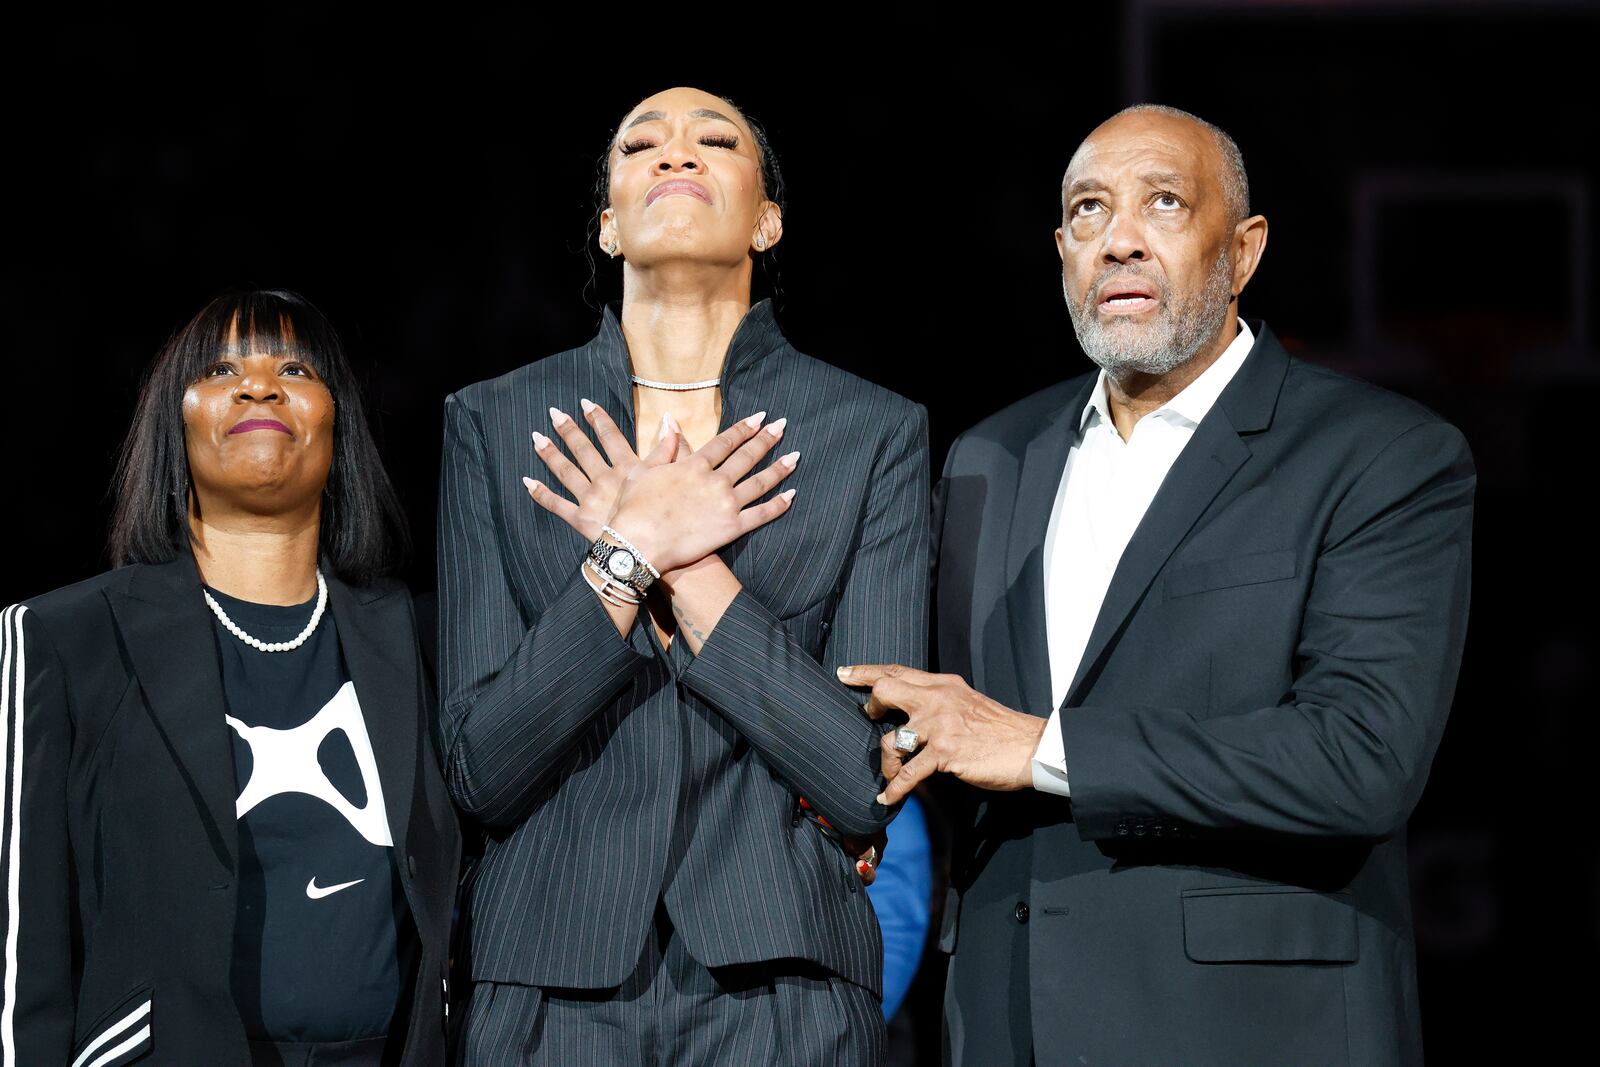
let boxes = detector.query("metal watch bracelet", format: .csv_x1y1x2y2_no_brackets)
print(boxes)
587,535,656,596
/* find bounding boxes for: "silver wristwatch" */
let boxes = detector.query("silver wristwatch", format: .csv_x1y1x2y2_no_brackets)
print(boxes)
587,538,656,595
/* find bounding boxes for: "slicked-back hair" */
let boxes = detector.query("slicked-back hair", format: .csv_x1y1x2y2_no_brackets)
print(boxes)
109,289,410,586
1093,104,1251,224
585,91,788,306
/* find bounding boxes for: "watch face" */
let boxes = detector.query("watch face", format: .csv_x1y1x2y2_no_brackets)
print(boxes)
607,550,636,578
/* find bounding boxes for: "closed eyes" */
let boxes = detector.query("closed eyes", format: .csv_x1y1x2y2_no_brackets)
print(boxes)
619,132,740,155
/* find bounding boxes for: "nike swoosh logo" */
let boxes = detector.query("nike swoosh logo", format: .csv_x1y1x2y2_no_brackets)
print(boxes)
306,876,365,900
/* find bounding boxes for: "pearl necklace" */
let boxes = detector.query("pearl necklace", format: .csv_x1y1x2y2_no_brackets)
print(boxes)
204,570,329,653
630,374,721,392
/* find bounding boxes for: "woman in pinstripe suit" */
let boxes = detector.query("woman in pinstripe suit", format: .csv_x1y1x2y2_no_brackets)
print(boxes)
439,87,929,1065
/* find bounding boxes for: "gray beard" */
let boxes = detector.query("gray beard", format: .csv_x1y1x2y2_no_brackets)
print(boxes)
1066,248,1234,378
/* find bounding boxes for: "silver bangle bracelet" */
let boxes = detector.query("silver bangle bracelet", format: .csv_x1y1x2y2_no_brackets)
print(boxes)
581,558,642,607
586,576,639,609
601,525,662,580
584,559,641,604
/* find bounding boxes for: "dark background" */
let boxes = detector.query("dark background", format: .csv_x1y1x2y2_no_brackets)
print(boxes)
6,2,1595,1060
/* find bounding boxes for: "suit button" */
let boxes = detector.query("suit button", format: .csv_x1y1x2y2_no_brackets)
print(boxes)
1115,822,1129,836
1014,902,1030,924
407,855,418,878
1133,824,1147,837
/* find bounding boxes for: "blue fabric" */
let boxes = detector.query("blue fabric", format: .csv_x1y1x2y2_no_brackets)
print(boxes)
866,794,932,1019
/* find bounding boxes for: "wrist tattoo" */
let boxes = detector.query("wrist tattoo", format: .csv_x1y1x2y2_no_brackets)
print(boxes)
672,602,708,643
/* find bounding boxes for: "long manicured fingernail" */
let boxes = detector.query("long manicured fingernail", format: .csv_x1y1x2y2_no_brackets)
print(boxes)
781,488,796,502
766,417,788,437
659,412,672,437
875,792,888,805
549,407,570,427
580,398,596,415
836,666,853,680
531,431,550,450
780,451,800,468
664,411,680,432
522,476,541,494
744,410,767,429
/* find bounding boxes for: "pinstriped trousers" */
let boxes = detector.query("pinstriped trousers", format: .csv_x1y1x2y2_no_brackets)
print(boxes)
458,905,884,1066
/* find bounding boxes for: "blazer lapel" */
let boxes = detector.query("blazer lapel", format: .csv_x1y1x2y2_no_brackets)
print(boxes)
325,575,417,868
1063,324,1290,706
108,551,239,871
590,306,640,421
1005,376,1095,717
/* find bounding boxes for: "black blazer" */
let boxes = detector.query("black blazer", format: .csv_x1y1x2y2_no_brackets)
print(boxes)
0,551,462,1066
934,323,1474,1067
437,300,928,995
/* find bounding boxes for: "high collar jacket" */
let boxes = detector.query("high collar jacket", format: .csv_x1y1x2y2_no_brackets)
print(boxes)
437,300,930,995
0,551,462,1066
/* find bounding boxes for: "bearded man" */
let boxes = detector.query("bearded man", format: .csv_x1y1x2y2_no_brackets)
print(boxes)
840,105,1474,1066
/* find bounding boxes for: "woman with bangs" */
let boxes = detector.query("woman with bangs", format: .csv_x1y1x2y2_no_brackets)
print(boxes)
439,87,928,1065
1,289,460,1066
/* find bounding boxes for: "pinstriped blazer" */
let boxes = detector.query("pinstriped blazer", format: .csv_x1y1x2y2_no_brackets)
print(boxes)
437,300,929,995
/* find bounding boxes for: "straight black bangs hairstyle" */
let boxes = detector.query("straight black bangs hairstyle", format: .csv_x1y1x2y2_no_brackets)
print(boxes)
109,288,410,586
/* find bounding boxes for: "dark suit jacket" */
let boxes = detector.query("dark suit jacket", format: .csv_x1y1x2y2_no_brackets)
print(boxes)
0,551,462,1066
934,323,1473,1067
437,300,928,996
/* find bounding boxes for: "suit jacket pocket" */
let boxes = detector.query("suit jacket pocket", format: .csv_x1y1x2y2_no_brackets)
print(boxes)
773,592,836,655
1164,549,1297,600
72,983,152,1067
1182,887,1357,963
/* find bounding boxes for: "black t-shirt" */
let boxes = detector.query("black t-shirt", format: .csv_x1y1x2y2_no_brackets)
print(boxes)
208,586,417,1043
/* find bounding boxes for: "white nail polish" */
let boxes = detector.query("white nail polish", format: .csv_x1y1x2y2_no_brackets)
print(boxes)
522,476,539,493
767,417,788,436
781,451,800,468
659,412,672,436
549,407,569,427
580,398,596,415
744,410,768,429
531,431,549,449
781,488,796,502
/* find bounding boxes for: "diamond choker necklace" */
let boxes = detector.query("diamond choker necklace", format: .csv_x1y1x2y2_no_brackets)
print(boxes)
629,374,721,392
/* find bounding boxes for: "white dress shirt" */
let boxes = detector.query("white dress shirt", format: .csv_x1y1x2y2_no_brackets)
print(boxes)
1031,321,1256,795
